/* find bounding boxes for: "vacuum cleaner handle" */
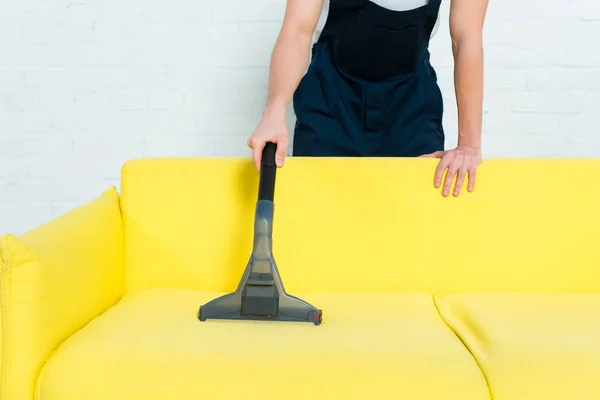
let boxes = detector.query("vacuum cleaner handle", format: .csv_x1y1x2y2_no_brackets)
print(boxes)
258,141,277,202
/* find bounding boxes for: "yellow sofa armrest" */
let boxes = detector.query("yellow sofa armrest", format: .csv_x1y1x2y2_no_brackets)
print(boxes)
0,187,124,400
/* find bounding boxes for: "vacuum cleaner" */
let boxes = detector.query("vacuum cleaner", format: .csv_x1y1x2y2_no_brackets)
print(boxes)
198,141,323,325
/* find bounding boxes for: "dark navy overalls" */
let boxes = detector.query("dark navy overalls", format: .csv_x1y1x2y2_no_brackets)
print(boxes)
292,0,444,157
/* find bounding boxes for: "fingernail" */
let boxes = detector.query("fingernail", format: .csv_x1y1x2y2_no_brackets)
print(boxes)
276,157,283,167
435,181,440,187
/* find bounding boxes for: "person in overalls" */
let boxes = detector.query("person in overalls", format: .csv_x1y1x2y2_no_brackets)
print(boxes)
248,0,488,197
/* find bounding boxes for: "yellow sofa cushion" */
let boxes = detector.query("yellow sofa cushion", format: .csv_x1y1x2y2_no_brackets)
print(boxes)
120,158,600,295
436,293,600,400
36,289,490,400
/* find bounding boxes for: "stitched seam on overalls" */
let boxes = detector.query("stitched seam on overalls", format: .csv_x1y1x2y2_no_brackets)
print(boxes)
0,237,12,400
351,10,425,33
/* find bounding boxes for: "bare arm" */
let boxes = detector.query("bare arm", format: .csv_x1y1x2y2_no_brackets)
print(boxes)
426,0,488,197
449,0,488,152
248,0,325,169
264,0,325,118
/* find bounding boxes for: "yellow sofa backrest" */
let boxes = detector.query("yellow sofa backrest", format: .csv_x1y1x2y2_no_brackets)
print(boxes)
120,157,600,295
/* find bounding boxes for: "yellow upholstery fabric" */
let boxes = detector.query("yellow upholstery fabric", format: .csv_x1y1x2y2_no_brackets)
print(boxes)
3,157,600,400
120,157,600,295
0,188,124,400
436,293,600,400
37,289,490,400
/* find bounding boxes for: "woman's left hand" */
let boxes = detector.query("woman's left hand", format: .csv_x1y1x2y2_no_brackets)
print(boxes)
420,146,482,197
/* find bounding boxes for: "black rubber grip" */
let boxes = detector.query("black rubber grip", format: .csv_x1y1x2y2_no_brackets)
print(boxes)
258,142,277,202
262,142,277,167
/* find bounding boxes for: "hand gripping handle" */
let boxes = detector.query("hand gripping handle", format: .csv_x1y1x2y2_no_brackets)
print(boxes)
258,142,277,202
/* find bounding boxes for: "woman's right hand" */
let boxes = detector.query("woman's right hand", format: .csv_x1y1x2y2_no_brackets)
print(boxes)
247,111,289,171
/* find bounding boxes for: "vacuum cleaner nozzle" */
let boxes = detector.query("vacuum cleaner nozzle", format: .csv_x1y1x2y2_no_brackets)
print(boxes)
198,142,322,325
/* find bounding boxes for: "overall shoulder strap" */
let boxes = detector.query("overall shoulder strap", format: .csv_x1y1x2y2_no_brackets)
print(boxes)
425,0,442,37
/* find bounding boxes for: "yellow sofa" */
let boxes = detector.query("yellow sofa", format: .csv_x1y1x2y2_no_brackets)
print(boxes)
2,157,600,400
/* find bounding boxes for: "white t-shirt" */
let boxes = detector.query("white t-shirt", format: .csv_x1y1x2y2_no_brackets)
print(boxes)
314,0,440,41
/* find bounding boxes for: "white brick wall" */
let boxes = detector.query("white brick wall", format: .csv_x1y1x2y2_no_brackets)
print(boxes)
1,0,599,234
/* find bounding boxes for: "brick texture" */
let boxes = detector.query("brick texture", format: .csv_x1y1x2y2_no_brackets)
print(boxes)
1,0,599,234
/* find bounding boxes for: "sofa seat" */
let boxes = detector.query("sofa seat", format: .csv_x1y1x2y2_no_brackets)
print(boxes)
437,293,600,400
36,289,490,400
